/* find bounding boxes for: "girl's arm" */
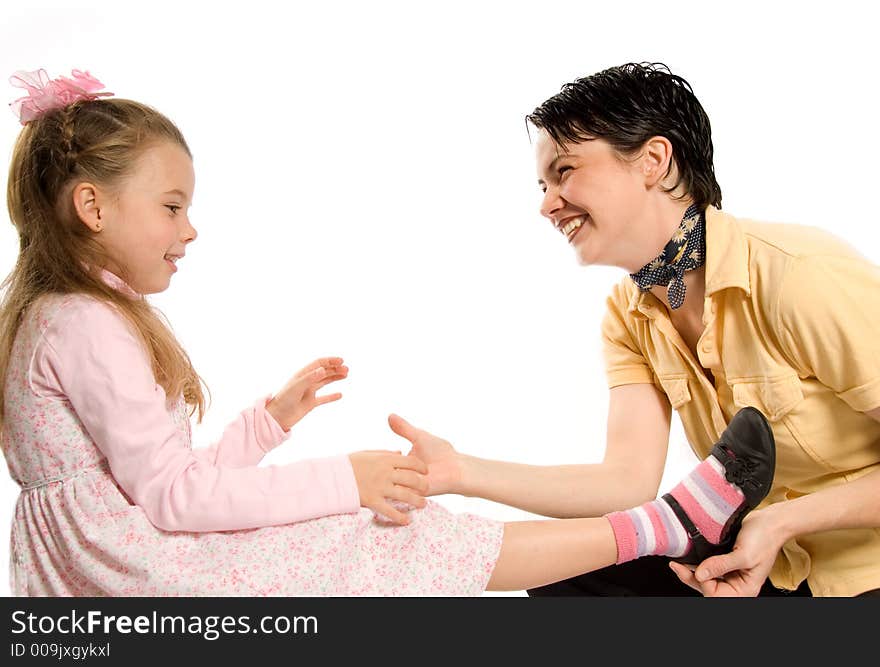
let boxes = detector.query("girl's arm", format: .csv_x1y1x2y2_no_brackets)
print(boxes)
32,297,361,532
391,382,673,518
188,395,291,468
191,358,348,468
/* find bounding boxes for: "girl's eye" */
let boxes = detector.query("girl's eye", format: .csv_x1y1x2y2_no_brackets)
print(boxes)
165,205,180,215
558,166,573,177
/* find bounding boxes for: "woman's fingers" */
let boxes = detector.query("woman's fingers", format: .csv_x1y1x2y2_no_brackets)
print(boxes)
669,562,701,592
387,414,419,442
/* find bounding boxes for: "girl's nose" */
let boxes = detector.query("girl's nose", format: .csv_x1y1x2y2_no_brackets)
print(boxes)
182,219,197,243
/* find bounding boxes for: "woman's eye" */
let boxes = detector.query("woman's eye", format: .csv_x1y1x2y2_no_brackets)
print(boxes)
165,205,180,215
558,166,573,177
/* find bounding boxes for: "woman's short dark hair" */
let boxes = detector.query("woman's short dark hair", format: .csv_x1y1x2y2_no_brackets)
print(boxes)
527,62,722,210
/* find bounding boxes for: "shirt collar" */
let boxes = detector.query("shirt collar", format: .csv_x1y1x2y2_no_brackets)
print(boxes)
703,205,751,297
627,205,751,316
99,268,141,298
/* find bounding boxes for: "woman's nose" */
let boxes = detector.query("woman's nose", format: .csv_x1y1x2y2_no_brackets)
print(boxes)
540,186,563,220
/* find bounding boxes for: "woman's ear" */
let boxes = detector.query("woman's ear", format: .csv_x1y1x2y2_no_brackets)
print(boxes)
641,136,675,188
71,182,106,232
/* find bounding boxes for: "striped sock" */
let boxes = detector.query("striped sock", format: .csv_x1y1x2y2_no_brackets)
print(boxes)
605,456,745,563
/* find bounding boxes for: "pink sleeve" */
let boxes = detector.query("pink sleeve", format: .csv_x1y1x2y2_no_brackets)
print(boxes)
30,297,360,532
190,394,290,468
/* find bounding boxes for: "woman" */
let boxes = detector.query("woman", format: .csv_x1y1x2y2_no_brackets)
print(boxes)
390,63,880,597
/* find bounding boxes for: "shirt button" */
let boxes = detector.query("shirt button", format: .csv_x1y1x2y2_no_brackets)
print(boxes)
702,341,713,353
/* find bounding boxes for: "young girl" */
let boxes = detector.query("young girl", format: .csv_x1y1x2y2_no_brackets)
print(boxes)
1,68,775,596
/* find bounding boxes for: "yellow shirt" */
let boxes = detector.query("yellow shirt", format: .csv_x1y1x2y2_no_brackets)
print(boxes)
601,206,880,596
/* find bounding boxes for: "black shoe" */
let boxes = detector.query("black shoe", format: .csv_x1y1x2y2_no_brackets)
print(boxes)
663,406,776,566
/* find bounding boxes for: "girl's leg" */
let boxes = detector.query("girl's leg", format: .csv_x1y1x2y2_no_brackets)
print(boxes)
488,407,776,591
487,518,617,591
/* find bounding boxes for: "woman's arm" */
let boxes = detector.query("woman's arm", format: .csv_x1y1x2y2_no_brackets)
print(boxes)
392,382,673,518
673,406,880,596
672,247,880,596
760,406,880,537
783,405,880,531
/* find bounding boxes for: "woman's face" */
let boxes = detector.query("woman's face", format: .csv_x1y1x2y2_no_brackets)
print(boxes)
535,129,659,272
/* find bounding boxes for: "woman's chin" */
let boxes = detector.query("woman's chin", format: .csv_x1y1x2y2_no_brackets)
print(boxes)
573,243,596,267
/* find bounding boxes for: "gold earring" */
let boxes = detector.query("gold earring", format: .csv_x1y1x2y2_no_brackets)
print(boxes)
95,223,102,232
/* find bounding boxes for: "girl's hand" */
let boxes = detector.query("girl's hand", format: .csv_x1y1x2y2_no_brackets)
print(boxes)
669,509,784,597
266,357,348,431
349,451,428,525
387,414,463,496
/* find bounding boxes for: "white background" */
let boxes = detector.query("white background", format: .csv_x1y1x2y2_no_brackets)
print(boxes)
1,0,878,597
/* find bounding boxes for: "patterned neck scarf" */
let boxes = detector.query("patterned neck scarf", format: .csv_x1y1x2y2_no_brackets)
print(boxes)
629,204,706,310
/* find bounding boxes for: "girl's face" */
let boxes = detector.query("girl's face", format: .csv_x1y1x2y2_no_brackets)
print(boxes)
535,130,661,272
96,141,197,294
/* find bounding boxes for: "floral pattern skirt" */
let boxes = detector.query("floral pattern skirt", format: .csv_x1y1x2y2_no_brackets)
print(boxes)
10,468,504,596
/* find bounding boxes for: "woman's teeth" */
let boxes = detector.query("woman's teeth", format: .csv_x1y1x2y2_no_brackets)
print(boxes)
561,216,585,240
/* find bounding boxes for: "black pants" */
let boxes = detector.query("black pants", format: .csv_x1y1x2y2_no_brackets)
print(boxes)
527,556,813,597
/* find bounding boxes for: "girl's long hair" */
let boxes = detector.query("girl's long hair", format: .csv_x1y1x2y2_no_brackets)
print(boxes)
1,98,207,436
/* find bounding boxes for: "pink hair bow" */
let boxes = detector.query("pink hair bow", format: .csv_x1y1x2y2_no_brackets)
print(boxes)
9,69,112,125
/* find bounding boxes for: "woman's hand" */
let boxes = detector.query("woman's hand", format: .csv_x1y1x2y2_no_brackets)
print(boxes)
387,414,463,496
669,507,786,596
266,357,348,431
348,451,428,525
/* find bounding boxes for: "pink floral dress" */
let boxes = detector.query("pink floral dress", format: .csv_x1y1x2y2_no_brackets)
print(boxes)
2,278,503,596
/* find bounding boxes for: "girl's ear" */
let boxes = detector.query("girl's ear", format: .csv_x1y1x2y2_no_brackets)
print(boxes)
71,182,107,232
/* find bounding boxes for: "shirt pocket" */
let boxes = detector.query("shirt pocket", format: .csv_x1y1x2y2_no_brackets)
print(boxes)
730,375,843,479
657,375,692,409
731,375,804,422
